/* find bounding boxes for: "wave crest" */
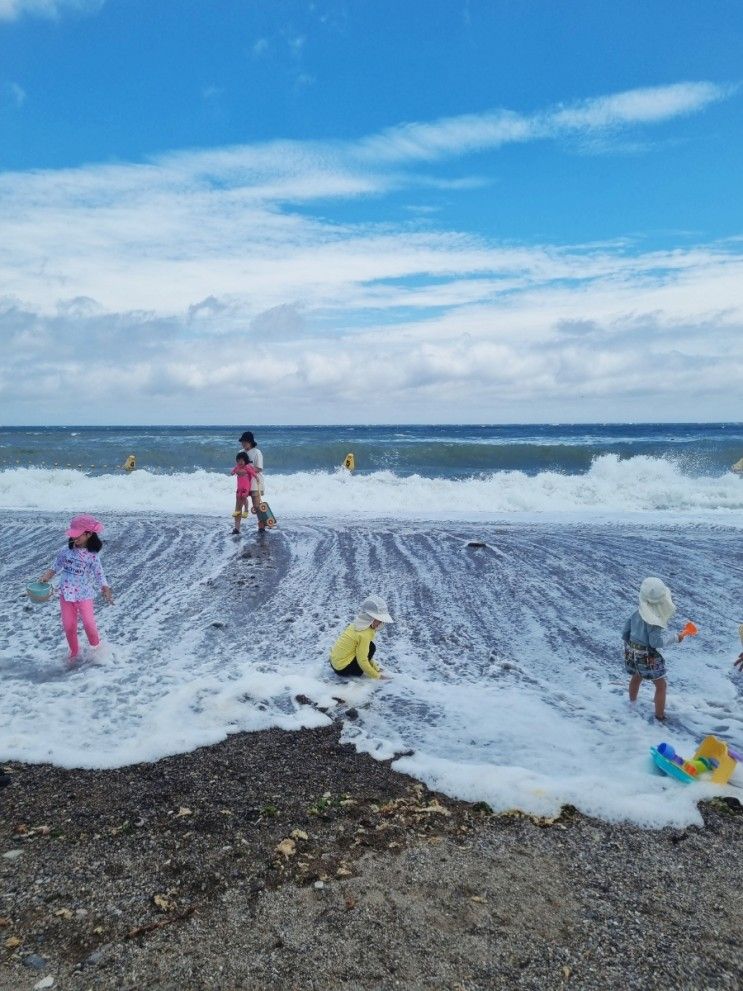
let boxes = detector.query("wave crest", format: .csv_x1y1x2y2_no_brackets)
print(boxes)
1,454,742,517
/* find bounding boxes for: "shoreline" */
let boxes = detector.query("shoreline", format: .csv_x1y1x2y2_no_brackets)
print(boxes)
1,725,741,991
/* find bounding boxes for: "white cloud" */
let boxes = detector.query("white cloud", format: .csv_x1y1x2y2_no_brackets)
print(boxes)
0,0,103,21
252,37,269,56
549,82,732,130
4,81,26,106
357,82,733,163
1,81,741,422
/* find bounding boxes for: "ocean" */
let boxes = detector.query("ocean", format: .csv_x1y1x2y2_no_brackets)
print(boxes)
1,423,742,828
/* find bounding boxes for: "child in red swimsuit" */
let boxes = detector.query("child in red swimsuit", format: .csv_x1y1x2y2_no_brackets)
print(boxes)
230,452,258,535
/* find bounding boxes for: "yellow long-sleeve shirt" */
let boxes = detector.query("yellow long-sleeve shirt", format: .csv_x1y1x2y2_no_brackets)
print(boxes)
329,623,380,678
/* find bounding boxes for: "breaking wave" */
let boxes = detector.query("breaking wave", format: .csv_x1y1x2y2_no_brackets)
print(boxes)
0,454,742,518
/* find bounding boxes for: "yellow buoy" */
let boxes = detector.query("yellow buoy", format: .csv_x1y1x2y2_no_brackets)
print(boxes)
122,454,136,472
343,452,355,471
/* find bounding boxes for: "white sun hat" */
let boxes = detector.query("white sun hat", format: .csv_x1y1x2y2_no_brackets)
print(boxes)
353,595,394,630
638,577,676,628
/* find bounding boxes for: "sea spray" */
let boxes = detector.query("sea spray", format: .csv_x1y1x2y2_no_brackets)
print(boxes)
1,454,742,517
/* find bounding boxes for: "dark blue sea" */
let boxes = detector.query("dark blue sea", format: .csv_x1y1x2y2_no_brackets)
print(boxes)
1,422,742,477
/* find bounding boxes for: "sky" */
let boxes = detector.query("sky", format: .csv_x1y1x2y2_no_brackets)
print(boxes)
1,0,742,425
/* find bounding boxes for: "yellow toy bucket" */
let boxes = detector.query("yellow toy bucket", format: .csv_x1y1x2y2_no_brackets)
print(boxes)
693,735,738,785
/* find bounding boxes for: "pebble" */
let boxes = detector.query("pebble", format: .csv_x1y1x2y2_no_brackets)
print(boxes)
34,977,54,990
313,881,325,890
23,953,47,970
2,849,23,860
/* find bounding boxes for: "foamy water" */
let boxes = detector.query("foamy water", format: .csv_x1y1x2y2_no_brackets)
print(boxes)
1,454,742,518
1,506,741,829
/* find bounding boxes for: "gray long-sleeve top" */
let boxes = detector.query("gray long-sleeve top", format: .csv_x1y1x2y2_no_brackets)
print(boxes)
622,610,678,653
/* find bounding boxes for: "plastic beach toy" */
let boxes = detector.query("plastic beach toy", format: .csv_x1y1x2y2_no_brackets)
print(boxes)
694,735,738,784
651,735,739,785
650,746,695,783
680,621,698,638
26,581,53,603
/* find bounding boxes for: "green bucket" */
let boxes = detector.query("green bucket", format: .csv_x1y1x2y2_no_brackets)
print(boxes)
26,581,54,604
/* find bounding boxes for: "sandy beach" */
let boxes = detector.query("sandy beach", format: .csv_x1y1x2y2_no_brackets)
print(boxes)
1,724,741,991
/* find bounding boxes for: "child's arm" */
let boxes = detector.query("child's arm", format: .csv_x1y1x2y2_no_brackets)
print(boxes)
93,556,114,604
355,634,382,679
40,546,66,583
648,625,681,650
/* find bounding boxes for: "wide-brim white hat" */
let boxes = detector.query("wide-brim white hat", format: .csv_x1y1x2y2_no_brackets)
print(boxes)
353,595,394,630
638,577,676,628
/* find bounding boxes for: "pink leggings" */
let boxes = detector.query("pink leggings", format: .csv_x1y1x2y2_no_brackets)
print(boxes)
60,599,100,658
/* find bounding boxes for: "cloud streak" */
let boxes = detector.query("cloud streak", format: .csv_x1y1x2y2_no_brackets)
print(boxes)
356,82,734,163
0,0,103,21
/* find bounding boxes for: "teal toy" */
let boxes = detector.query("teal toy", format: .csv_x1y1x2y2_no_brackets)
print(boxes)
26,581,53,604
651,746,695,783
650,744,694,784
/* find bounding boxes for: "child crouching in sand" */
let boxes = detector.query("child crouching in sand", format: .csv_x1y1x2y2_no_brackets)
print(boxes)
622,577,696,721
330,596,394,679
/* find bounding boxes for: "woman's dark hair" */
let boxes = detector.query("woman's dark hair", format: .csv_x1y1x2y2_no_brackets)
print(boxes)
236,451,250,464
239,430,255,447
68,532,103,553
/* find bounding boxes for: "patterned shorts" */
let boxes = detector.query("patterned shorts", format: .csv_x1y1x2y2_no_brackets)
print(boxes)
624,642,666,681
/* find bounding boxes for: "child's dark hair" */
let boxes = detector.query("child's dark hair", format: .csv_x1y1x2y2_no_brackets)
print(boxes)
69,532,103,553
235,451,250,464
239,430,256,446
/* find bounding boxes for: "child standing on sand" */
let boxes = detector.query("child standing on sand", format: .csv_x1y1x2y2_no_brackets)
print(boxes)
239,430,266,532
38,514,113,662
330,596,394,679
230,452,258,535
621,577,696,721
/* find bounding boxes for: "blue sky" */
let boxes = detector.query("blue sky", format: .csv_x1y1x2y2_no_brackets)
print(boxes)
1,0,742,423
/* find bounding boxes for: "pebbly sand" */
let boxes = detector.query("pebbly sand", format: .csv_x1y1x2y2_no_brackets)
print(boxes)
1,724,741,991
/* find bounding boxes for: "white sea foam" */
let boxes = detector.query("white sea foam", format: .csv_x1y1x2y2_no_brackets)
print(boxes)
1,513,741,828
1,454,742,518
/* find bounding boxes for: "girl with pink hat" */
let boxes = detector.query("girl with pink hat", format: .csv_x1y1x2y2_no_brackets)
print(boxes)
38,515,114,662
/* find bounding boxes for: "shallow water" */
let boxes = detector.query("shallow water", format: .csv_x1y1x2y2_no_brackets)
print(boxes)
2,511,741,828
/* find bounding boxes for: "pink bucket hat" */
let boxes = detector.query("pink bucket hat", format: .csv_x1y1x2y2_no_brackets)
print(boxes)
66,514,104,538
